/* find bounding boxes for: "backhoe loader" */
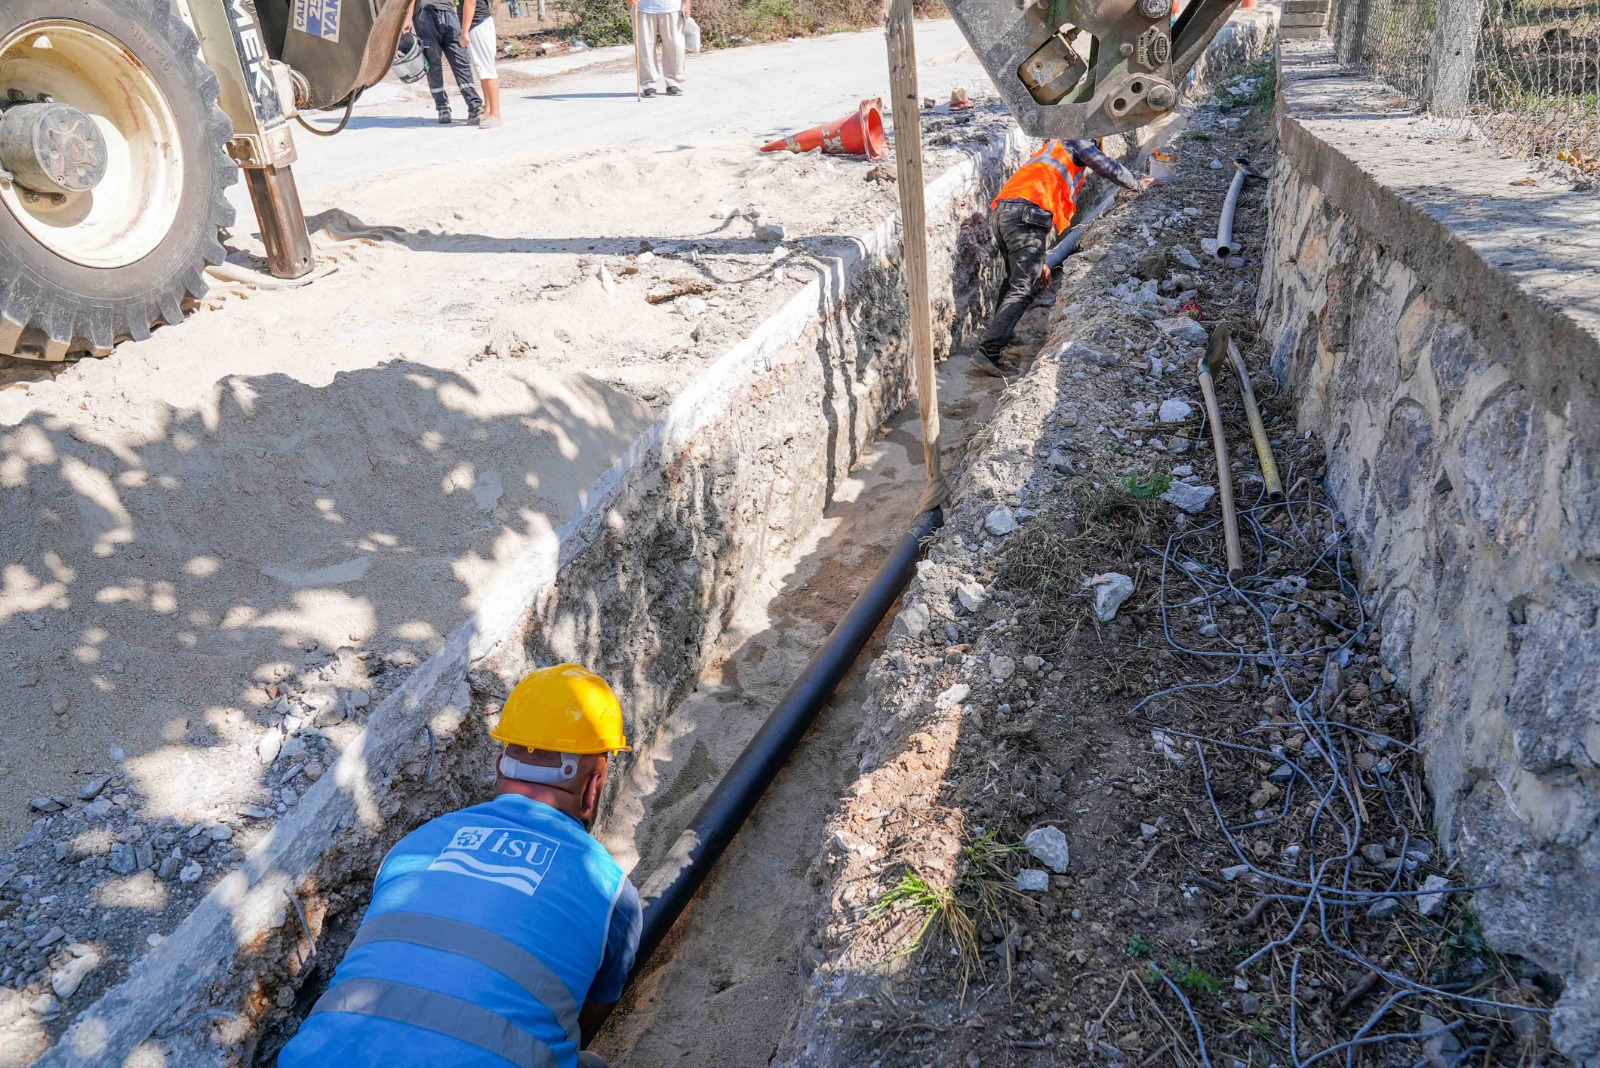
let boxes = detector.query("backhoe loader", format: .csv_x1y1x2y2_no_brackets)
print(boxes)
0,0,1242,361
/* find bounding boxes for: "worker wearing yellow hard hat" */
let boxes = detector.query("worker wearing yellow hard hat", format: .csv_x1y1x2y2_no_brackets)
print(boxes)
280,664,638,1068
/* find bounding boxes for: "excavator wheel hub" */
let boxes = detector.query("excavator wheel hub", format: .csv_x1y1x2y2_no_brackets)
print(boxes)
0,101,109,196
0,19,186,269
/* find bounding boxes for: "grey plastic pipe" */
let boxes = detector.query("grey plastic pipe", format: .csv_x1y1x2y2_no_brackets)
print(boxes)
1214,158,1266,263
1213,165,1248,262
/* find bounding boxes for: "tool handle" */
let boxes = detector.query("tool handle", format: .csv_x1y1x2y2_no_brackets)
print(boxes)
1198,365,1245,580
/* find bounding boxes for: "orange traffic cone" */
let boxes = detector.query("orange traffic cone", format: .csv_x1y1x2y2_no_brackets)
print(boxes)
761,98,888,159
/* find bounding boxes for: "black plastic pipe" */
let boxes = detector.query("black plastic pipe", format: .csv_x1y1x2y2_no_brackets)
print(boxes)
1043,225,1085,270
592,505,943,1031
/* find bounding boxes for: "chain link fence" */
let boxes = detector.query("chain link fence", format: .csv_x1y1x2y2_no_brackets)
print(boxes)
1333,0,1599,185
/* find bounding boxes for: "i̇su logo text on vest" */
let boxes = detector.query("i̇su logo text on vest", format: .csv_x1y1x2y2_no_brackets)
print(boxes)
428,826,561,897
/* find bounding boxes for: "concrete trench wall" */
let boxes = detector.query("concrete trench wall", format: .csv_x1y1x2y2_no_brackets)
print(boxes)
28,125,1028,1068
1259,42,1600,1064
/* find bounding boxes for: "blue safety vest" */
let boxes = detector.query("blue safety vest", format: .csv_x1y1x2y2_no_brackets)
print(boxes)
278,794,638,1068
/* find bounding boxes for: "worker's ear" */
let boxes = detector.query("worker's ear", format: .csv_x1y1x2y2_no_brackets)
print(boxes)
580,753,609,819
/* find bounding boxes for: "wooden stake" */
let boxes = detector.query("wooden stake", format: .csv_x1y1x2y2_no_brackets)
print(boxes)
884,0,946,510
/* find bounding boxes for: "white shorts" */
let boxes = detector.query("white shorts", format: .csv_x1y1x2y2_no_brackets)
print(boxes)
468,18,497,81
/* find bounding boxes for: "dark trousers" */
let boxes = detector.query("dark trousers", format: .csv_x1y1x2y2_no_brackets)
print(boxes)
416,5,483,113
979,199,1054,357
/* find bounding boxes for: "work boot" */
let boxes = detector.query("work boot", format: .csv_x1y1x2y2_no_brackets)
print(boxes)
642,87,657,98
971,350,1020,379
467,106,484,125
666,85,682,96
437,107,453,124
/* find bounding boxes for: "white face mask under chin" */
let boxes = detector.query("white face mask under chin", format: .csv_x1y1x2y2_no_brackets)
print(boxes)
499,752,580,785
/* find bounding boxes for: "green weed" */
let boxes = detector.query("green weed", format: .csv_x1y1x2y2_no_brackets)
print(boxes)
1126,934,1154,958
1120,470,1172,501
1174,964,1223,996
871,867,978,969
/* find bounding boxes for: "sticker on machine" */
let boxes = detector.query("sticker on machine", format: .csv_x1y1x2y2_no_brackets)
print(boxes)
428,826,561,897
292,0,342,43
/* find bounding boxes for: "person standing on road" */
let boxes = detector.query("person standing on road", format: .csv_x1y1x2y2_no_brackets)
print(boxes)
460,0,504,129
406,0,484,125
276,664,640,1068
974,139,1150,378
627,0,688,98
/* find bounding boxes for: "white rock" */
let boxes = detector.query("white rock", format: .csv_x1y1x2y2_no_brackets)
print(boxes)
1084,572,1135,622
637,250,656,265
1140,823,1159,839
1416,874,1452,917
680,297,708,319
1156,316,1209,345
1162,481,1216,515
597,266,617,297
955,582,987,613
984,506,1018,537
1158,398,1194,423
1171,245,1202,270
711,203,733,219
256,728,283,765
990,655,1016,682
934,683,970,710
755,221,786,242
50,948,101,999
1221,864,1252,881
1016,869,1051,892
1024,826,1070,873
895,601,930,638
1023,655,1044,673
178,860,203,885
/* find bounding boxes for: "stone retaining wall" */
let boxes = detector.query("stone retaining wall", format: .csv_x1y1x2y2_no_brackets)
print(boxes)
1259,41,1600,1064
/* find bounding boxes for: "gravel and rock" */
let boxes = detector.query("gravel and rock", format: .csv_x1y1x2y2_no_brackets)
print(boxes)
777,69,1555,1067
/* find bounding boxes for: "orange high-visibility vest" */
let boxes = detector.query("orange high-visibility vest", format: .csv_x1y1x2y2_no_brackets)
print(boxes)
991,140,1089,233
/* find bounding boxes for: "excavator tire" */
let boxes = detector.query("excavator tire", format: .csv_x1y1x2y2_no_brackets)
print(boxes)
0,0,237,361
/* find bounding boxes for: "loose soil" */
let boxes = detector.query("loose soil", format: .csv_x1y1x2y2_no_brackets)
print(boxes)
0,95,1010,1064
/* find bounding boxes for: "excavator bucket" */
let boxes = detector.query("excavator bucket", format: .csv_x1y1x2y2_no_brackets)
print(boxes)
251,0,414,111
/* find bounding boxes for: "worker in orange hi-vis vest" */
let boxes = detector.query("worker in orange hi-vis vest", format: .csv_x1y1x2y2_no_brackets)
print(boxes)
974,139,1151,378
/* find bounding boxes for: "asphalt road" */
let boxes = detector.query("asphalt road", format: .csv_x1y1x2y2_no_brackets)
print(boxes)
232,18,986,216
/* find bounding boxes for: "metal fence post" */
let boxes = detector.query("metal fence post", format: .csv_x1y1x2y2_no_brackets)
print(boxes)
1428,0,1487,118
1332,0,1373,64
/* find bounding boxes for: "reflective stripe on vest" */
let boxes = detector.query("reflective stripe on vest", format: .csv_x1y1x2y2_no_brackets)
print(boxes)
345,911,583,1048
1027,141,1089,197
312,977,557,1067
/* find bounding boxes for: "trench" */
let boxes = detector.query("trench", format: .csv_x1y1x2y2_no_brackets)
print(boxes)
233,132,1022,1067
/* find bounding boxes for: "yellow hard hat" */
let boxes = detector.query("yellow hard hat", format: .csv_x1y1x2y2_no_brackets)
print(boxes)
491,663,630,754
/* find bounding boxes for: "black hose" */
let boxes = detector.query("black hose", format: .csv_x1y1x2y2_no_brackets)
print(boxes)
591,506,944,1033
295,93,358,138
